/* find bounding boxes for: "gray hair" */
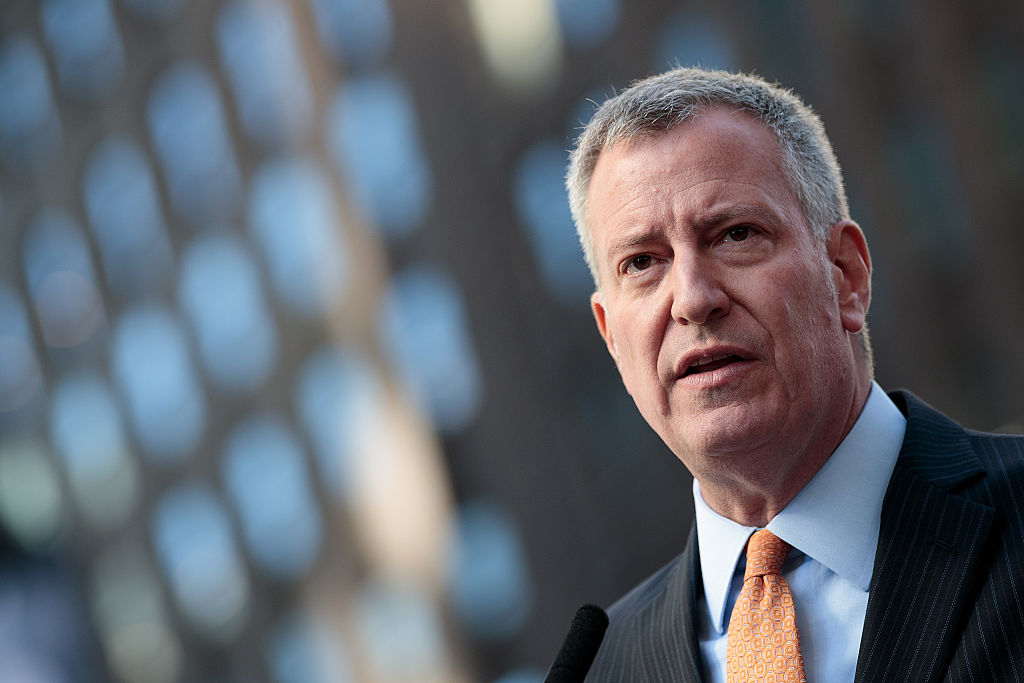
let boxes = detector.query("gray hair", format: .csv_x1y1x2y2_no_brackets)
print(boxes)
566,67,850,286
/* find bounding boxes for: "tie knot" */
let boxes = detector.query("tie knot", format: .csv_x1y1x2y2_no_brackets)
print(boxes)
743,529,791,579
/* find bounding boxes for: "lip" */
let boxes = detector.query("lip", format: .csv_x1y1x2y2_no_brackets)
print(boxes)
673,345,756,387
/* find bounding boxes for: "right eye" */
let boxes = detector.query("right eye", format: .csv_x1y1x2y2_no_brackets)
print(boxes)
624,255,654,275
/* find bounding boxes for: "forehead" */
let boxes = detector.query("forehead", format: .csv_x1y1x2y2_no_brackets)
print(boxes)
589,109,811,274
591,108,786,197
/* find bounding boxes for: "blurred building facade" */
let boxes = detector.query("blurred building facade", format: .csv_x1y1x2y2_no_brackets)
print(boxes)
0,0,1022,681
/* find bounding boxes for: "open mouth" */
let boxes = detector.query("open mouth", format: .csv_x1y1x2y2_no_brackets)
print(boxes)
682,354,745,377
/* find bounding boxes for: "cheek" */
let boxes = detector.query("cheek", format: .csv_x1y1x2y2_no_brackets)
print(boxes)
611,312,665,396
783,289,846,372
766,271,840,358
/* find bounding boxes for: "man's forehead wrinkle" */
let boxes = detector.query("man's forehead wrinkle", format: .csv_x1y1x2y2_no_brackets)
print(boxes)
606,229,665,257
693,204,775,227
603,202,775,254
599,181,660,222
596,174,784,244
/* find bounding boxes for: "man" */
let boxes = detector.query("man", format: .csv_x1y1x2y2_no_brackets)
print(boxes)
566,67,1024,682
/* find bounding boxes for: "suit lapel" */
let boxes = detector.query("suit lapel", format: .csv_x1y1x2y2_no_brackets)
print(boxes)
855,392,994,683
633,524,705,682
678,527,705,683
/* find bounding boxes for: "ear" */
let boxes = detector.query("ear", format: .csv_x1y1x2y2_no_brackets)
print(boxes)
826,220,871,334
591,290,620,366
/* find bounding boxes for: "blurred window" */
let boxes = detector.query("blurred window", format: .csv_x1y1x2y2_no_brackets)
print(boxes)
248,158,349,317
722,2,807,79
0,35,62,175
91,541,182,683
178,233,277,393
887,120,973,265
555,0,618,47
513,139,593,303
447,500,533,639
22,209,105,349
222,415,323,579
111,306,206,462
40,0,125,100
147,62,241,224
268,613,352,683
0,438,62,549
152,483,250,640
50,372,139,532
981,47,1024,185
216,0,313,151
379,265,482,433
295,346,382,500
493,670,545,683
653,11,736,72
466,0,563,94
121,0,189,23
357,580,445,677
82,136,173,299
0,283,44,415
327,74,432,238
0,559,92,681
308,0,392,68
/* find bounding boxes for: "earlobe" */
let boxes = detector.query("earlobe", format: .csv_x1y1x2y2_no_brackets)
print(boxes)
827,220,872,333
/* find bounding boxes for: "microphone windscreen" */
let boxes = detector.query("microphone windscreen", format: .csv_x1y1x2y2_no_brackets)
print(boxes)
544,603,609,683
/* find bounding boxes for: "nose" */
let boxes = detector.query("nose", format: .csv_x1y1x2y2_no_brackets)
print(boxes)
669,256,730,325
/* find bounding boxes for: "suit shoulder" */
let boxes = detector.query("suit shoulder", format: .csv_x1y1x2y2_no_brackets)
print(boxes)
966,429,1024,464
605,552,685,623
965,429,1024,502
585,552,688,679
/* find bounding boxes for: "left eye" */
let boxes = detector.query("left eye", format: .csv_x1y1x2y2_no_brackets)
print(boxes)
723,226,750,242
624,254,654,274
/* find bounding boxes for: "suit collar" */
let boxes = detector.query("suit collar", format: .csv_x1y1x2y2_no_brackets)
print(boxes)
768,383,906,592
886,390,986,490
694,382,906,634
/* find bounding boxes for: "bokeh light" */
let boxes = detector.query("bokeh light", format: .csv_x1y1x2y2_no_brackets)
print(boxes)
82,136,173,299
151,483,250,641
40,0,125,101
111,306,206,462
147,61,241,225
0,34,62,174
178,233,278,393
222,414,324,579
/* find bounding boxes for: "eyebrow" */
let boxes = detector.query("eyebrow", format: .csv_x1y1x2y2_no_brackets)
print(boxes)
606,230,662,257
691,204,774,230
605,204,775,257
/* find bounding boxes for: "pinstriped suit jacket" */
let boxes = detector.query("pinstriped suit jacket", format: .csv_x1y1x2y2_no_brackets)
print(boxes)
585,391,1024,682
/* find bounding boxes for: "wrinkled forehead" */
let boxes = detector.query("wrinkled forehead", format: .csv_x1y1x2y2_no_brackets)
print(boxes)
596,103,776,161
586,109,782,213
589,109,789,202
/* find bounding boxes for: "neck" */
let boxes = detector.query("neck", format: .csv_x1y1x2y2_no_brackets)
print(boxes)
695,376,872,528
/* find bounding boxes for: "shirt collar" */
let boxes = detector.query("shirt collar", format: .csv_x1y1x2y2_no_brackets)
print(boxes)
693,382,907,634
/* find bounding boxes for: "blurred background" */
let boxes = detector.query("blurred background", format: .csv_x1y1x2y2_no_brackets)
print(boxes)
0,0,1022,681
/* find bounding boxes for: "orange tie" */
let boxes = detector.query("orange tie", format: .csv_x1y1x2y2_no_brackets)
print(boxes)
726,529,807,683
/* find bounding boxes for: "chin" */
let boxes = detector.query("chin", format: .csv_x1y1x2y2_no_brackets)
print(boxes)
668,406,780,458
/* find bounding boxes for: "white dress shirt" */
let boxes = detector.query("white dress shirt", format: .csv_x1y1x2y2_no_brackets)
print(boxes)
693,382,907,683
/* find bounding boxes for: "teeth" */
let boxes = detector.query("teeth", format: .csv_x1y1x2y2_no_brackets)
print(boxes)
693,353,730,367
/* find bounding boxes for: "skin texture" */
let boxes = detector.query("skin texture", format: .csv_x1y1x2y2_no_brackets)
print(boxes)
587,108,873,527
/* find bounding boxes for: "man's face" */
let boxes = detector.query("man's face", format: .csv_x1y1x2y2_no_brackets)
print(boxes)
587,108,869,478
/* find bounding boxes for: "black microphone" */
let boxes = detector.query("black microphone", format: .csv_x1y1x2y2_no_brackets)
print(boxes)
544,603,609,683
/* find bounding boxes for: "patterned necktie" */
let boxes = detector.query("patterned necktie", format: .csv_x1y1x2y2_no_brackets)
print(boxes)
726,529,807,683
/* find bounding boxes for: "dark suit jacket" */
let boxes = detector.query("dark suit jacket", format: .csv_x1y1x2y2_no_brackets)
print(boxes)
585,391,1024,682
